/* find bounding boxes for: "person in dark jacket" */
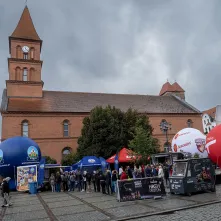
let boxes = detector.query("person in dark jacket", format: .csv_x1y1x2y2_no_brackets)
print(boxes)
55,172,62,192
92,171,97,192
106,170,112,195
76,170,83,191
127,166,133,179
111,170,118,193
100,173,106,194
145,165,151,177
151,165,158,177
1,177,11,207
96,171,101,192
86,171,92,192
163,164,170,186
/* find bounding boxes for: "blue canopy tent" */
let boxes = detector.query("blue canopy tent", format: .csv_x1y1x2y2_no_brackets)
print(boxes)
72,156,108,172
72,161,81,170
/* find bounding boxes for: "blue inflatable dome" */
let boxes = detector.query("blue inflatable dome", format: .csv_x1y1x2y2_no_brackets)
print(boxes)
0,136,41,190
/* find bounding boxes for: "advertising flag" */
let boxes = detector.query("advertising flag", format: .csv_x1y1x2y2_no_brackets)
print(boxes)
38,157,45,186
114,152,119,172
99,157,107,173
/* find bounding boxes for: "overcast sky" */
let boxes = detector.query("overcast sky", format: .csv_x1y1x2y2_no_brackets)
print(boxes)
0,0,220,111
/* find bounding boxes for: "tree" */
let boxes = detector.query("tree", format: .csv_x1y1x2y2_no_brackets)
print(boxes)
77,106,159,159
129,126,160,164
61,153,79,166
43,156,57,164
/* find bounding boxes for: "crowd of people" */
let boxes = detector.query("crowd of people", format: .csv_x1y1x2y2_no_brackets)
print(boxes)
48,162,171,194
0,162,171,207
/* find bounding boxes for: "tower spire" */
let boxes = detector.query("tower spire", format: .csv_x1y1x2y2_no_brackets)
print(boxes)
10,6,41,41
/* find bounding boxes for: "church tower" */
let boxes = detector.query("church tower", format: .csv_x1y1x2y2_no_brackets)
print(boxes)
7,6,43,98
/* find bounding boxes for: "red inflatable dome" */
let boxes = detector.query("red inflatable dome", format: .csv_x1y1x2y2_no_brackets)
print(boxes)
206,124,221,167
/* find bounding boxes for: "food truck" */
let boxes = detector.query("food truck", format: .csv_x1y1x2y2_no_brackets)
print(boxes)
169,158,216,196
151,152,190,165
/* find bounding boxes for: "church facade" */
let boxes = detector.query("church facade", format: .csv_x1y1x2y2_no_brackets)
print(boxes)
1,7,203,163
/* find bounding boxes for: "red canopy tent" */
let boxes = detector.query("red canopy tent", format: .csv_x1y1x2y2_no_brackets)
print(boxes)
106,147,138,163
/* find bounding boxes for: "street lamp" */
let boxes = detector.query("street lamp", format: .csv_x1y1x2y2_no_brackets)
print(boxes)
159,120,172,153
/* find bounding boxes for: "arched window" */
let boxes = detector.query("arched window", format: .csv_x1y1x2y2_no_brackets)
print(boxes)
23,68,28,81
160,119,171,132
63,120,69,137
16,45,21,58
15,67,21,80
62,147,72,158
187,119,193,128
23,53,28,60
30,48,35,59
29,68,35,81
22,120,29,137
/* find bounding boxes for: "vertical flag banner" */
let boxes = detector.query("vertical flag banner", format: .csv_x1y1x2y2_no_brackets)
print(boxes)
114,152,119,172
38,157,45,186
99,157,107,173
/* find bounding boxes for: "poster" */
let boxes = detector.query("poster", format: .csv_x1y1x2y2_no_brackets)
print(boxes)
117,177,166,202
17,165,37,191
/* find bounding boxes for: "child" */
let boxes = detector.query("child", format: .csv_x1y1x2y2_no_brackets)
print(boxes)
1,177,12,207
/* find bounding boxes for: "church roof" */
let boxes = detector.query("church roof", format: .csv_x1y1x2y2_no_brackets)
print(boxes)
1,89,200,114
10,6,41,41
159,81,185,96
172,82,185,92
203,107,216,119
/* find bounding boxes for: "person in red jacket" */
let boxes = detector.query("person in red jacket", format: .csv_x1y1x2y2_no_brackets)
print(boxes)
120,167,128,180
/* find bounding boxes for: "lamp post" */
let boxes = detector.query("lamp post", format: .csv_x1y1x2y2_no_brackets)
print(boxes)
159,120,172,153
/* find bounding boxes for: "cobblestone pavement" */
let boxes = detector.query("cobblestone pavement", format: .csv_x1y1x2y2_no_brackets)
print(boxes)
133,203,221,221
1,185,221,221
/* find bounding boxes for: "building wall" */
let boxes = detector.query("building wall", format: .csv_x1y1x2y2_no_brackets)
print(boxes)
6,83,43,97
1,112,203,163
202,113,216,134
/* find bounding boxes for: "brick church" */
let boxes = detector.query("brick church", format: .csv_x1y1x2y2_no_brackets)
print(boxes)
0,6,203,163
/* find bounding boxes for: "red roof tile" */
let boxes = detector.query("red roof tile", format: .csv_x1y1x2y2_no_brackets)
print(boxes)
10,6,41,41
159,82,174,96
3,90,200,114
171,82,185,92
203,107,216,118
159,82,185,96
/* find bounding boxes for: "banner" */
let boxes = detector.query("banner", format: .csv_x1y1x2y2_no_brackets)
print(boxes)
17,165,37,191
117,177,166,202
114,152,119,172
38,157,45,186
100,157,107,173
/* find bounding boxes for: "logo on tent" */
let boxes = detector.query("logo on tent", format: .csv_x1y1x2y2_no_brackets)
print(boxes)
27,146,39,161
115,160,119,164
40,164,45,169
0,149,4,164
88,159,96,163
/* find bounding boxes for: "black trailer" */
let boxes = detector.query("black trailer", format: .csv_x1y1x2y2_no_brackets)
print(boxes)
169,158,216,196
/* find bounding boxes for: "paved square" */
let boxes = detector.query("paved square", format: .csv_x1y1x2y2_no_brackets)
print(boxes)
1,186,221,221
